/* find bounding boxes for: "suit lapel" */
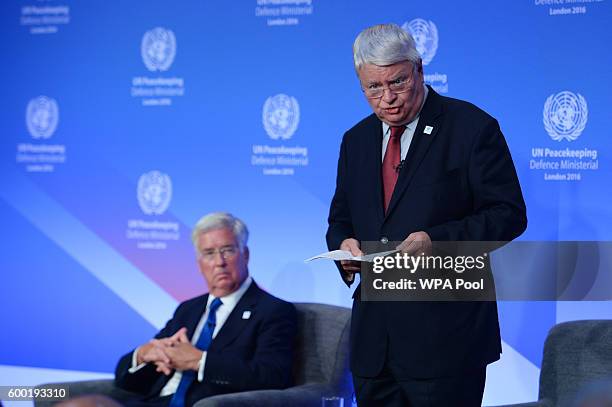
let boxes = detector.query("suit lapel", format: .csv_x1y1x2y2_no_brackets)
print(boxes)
186,294,209,340
209,281,261,350
385,86,444,219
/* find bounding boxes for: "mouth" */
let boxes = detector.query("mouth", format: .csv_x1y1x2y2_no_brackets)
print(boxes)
384,107,400,114
215,272,230,280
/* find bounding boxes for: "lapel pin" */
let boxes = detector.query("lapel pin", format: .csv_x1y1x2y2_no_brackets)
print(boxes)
424,126,433,135
242,311,251,320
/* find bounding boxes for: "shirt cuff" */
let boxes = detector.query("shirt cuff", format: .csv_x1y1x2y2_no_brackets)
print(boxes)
128,347,147,373
197,351,207,382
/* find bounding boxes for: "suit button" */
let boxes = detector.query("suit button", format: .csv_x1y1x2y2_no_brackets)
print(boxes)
380,237,389,244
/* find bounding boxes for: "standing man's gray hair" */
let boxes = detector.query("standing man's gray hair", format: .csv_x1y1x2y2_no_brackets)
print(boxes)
353,23,421,71
191,212,249,251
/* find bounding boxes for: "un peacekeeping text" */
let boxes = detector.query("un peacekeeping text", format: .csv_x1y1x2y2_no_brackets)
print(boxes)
530,147,598,170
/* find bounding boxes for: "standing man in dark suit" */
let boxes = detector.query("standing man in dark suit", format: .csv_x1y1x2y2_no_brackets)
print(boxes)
326,24,527,406
115,212,297,407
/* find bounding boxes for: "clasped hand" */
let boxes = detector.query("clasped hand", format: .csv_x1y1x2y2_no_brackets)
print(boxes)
136,327,203,375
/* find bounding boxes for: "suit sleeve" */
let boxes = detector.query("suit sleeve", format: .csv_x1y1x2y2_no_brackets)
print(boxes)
425,118,527,242
326,133,355,251
326,134,360,285
202,301,297,392
114,302,188,394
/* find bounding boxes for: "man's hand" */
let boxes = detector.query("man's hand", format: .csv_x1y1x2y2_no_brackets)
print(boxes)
136,340,171,367
166,327,189,345
164,328,203,372
396,231,432,256
340,238,363,281
136,327,189,375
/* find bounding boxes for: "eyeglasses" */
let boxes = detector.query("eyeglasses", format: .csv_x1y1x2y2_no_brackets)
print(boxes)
361,67,418,99
199,245,239,262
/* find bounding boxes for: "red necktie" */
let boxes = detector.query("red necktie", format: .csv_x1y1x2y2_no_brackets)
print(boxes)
382,125,405,213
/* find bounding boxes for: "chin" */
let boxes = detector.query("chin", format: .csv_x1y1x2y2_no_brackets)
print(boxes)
380,112,405,124
386,117,406,126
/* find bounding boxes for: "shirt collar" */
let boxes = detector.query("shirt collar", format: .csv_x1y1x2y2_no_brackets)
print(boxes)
207,275,253,309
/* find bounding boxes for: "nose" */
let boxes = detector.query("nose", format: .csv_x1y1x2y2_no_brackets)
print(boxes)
381,88,397,104
212,251,227,266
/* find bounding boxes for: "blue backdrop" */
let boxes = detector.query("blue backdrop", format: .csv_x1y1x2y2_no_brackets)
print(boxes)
2,0,611,404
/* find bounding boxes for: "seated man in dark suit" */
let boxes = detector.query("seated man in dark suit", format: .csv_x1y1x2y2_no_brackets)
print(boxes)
114,212,297,407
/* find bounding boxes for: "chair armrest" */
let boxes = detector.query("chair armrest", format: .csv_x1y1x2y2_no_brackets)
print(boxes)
34,380,139,407
194,383,346,407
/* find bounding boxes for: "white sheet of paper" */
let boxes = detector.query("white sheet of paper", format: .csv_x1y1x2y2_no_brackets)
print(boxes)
304,249,398,263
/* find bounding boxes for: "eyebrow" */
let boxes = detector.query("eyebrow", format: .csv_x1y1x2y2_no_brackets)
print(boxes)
391,73,410,80
200,244,236,252
367,74,409,86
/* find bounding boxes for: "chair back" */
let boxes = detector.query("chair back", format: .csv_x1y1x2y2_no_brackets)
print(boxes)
539,320,612,405
291,303,352,396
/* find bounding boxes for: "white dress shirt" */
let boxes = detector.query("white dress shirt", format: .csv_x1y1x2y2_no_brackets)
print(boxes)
130,276,253,396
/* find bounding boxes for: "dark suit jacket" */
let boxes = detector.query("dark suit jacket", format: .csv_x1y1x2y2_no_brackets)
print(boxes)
115,281,297,406
326,86,527,379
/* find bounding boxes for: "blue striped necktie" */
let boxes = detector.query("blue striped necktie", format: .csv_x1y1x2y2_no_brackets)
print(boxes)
168,297,223,407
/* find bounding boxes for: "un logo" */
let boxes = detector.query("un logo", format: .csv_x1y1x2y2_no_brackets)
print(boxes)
26,96,59,139
262,94,300,140
137,170,173,215
141,27,176,72
543,91,588,142
402,19,439,66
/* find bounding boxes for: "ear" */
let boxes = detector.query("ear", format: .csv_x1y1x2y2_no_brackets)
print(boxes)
243,246,250,263
356,68,364,84
197,258,205,275
416,59,423,74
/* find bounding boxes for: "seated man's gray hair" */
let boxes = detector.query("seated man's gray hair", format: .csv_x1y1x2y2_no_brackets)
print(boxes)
191,212,249,251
